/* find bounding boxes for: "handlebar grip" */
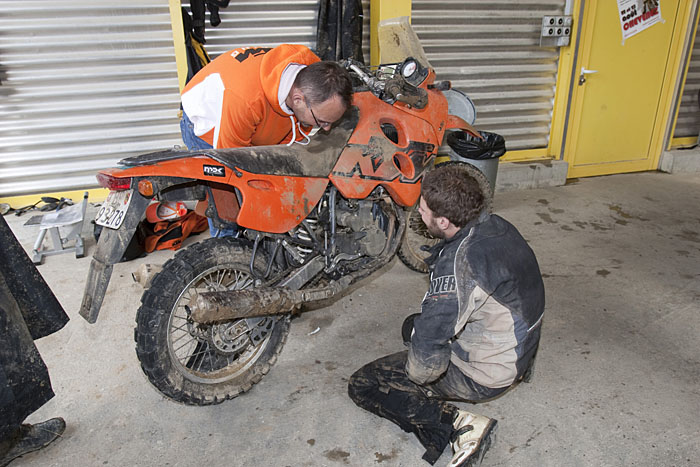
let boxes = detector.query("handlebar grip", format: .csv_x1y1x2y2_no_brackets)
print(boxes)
428,81,451,91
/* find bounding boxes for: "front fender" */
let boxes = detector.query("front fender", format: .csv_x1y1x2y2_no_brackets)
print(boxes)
446,115,481,139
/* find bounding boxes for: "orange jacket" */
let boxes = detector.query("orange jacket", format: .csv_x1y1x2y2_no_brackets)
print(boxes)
181,44,320,148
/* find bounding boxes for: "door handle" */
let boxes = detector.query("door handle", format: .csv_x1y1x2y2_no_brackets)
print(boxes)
579,67,598,85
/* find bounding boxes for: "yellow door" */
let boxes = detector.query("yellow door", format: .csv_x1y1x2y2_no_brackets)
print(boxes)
565,1,689,178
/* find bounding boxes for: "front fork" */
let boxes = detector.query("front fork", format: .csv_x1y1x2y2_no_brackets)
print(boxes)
79,190,151,323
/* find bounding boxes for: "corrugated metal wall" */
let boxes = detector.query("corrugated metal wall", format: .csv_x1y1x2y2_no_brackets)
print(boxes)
1,0,371,197
673,25,700,142
0,1,182,197
183,1,319,57
411,0,566,150
185,1,370,61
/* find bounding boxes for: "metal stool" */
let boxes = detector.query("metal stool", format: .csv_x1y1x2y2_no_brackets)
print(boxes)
31,192,89,264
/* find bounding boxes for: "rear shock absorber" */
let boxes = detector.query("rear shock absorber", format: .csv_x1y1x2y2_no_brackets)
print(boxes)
295,218,318,258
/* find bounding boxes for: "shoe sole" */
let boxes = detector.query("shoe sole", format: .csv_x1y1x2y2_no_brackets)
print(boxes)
455,419,498,467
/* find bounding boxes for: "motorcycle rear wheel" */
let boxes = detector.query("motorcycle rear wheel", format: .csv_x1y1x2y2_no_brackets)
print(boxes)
397,161,493,273
135,237,289,405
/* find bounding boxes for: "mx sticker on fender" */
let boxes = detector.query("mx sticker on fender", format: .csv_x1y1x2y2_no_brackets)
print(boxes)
203,165,225,177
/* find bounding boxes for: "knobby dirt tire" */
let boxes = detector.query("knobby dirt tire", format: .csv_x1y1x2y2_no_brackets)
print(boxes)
134,237,290,406
397,161,493,273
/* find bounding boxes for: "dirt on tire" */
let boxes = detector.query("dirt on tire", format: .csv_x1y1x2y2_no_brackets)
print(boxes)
134,237,290,405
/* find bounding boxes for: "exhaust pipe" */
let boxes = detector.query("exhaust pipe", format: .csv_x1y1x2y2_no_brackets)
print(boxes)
191,275,352,323
191,200,405,324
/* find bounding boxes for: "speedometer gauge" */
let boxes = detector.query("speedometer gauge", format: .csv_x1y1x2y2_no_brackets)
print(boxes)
401,60,417,78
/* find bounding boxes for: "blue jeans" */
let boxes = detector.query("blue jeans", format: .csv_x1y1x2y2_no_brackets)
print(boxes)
180,111,213,151
180,111,237,238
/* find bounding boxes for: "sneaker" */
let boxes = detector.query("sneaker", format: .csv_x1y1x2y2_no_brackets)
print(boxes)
0,418,66,467
448,410,497,467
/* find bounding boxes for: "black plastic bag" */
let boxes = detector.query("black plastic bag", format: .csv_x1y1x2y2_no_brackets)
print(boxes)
446,130,506,160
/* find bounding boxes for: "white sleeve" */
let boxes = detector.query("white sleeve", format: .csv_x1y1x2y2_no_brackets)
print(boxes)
181,73,225,148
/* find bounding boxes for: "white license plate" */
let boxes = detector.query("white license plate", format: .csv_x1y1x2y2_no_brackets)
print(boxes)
95,190,133,230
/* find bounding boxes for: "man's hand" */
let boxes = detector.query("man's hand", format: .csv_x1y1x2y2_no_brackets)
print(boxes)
401,313,420,347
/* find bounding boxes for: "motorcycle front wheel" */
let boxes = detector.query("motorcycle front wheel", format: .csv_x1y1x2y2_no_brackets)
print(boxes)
397,161,493,273
134,237,290,405
397,206,440,273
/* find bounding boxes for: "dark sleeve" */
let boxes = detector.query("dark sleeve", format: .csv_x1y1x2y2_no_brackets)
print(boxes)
405,277,460,385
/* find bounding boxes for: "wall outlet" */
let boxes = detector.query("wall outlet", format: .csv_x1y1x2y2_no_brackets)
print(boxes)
540,15,573,47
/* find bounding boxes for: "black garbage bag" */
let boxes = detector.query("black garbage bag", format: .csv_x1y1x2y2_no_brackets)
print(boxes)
446,130,506,160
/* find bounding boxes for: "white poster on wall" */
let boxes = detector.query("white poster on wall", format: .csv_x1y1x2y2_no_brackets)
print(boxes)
617,0,663,43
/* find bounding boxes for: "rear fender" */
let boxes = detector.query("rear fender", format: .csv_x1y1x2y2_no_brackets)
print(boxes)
79,190,151,323
80,173,215,323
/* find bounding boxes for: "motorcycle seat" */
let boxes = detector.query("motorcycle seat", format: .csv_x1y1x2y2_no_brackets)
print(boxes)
121,107,359,178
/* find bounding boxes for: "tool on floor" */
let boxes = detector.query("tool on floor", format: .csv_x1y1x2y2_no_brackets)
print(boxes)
27,192,89,264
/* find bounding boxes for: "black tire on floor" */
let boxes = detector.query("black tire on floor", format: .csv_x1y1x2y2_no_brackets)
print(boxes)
134,237,290,406
397,161,494,273
396,206,441,273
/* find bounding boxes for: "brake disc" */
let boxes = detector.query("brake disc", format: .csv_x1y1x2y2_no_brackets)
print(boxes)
207,317,269,355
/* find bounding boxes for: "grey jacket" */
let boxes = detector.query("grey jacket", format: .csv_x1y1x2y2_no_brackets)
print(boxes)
406,213,544,389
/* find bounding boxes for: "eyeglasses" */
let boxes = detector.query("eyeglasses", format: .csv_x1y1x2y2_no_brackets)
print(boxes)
305,97,331,129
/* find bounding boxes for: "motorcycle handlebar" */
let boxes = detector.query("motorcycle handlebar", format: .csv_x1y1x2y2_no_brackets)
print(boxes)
342,58,433,109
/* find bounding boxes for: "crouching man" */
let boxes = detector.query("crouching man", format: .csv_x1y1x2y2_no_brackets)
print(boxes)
348,164,545,466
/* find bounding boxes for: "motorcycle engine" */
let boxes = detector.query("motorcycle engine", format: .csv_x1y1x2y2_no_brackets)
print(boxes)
334,200,388,257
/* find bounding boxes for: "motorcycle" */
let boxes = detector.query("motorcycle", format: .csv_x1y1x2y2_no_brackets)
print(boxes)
79,22,491,405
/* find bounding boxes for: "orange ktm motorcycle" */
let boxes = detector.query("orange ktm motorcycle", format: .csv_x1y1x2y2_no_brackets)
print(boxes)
79,53,487,405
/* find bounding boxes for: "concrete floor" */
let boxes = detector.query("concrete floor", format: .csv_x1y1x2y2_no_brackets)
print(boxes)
5,171,700,467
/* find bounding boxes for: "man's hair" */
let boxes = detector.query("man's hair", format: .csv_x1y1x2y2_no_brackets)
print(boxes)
295,61,353,109
421,165,485,228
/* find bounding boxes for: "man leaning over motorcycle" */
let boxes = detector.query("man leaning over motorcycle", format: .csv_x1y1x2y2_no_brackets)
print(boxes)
179,43,353,236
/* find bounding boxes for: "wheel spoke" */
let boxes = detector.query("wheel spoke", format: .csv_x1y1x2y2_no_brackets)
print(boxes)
204,347,217,372
196,349,206,372
202,276,216,290
170,329,192,345
173,335,199,354
170,319,189,332
233,271,253,290
185,345,209,361
181,288,195,303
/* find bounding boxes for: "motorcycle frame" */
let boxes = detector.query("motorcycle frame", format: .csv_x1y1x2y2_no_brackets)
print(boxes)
80,63,478,324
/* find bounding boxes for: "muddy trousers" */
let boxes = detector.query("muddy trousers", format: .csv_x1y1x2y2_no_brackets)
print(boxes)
0,301,54,451
348,351,506,465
